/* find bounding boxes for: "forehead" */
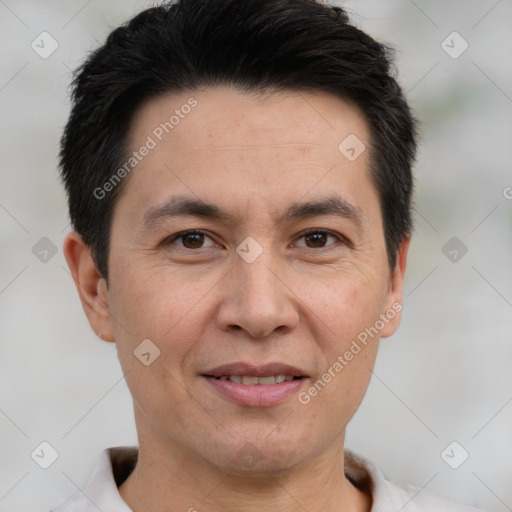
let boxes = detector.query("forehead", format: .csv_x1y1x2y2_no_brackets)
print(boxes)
114,86,378,227
129,86,368,154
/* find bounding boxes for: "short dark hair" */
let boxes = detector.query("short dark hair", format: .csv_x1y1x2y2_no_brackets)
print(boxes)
59,0,417,280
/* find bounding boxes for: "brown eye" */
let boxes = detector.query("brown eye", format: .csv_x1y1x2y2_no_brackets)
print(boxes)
166,230,216,249
181,232,205,249
305,232,328,248
296,230,339,249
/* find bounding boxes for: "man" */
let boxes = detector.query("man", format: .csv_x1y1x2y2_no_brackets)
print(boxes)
53,0,486,510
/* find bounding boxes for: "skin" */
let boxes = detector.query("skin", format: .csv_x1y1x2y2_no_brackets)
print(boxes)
64,86,409,512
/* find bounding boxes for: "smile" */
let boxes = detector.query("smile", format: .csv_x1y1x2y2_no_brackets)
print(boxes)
202,362,308,407
211,375,302,385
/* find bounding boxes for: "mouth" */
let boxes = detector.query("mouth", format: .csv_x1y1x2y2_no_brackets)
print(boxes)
202,362,309,407
207,375,303,385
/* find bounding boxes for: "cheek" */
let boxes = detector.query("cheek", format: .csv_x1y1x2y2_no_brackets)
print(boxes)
107,261,215,371
112,257,203,323
297,277,382,426
106,265,212,418
293,268,385,399
294,265,389,342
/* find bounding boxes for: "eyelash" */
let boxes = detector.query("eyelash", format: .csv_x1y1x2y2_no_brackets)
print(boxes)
164,229,346,251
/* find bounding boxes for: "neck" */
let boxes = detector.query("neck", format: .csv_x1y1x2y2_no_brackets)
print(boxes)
119,412,372,512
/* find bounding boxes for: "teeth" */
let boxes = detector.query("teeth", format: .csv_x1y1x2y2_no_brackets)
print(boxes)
259,376,278,385
216,375,298,385
242,376,259,385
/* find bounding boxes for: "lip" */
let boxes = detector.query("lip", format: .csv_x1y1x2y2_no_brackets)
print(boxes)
204,362,308,378
202,362,309,408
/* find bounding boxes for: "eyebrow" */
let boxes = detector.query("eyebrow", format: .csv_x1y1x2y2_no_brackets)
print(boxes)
278,196,364,227
141,195,364,229
142,196,236,228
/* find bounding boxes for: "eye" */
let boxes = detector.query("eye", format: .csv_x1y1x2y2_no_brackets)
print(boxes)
163,228,344,251
294,229,341,249
165,230,217,249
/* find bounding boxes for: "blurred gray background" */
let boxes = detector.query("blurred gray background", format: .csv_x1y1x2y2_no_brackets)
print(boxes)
1,1,511,511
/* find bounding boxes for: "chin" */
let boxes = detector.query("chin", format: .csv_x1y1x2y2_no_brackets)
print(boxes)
207,434,309,477
221,453,301,477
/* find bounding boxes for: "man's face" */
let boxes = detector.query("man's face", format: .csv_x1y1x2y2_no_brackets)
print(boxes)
93,87,406,473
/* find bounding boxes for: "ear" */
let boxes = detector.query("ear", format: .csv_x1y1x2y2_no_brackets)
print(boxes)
63,231,115,343
380,235,410,339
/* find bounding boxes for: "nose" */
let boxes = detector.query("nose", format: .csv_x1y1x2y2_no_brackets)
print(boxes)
215,251,300,339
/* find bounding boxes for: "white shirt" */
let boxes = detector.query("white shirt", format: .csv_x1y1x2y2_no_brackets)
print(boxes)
50,446,487,511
